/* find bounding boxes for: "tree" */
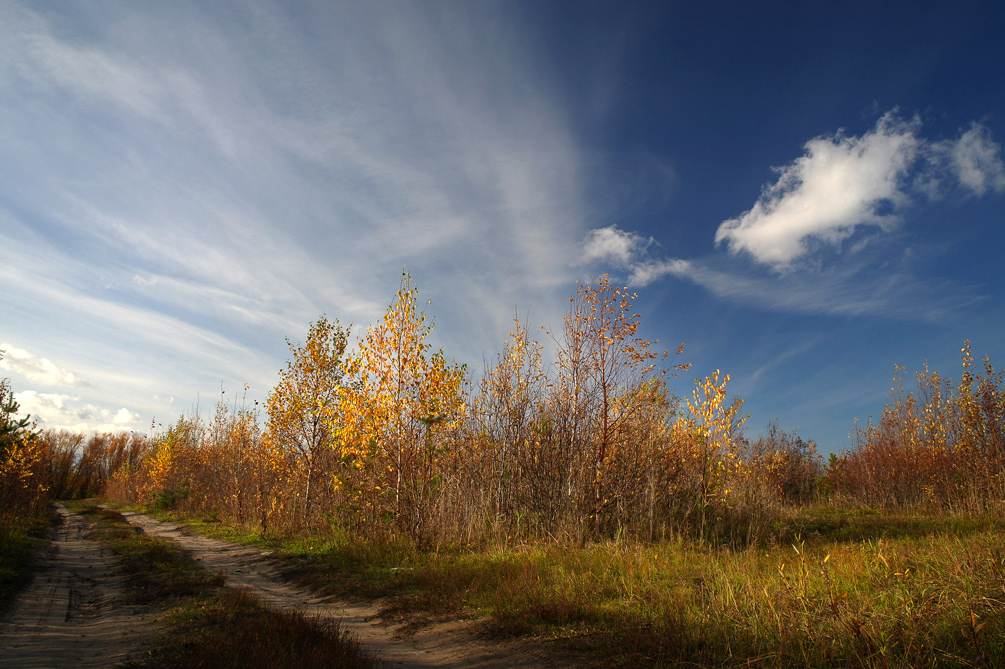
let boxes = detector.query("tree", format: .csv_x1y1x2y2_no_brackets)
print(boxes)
345,273,467,542
1,351,46,523
477,318,549,520
552,275,686,535
265,316,351,523
1,358,34,452
677,370,747,535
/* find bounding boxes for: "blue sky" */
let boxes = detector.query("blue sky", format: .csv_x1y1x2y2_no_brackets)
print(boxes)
1,1,1003,453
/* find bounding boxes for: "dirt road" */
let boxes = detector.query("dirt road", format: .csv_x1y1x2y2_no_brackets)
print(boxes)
0,505,160,668
1,506,565,668
120,510,561,668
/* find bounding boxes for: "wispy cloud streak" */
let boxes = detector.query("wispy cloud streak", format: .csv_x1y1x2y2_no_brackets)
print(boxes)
0,2,590,430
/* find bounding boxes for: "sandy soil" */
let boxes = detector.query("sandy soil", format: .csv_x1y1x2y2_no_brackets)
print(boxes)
0,505,161,668
118,510,570,668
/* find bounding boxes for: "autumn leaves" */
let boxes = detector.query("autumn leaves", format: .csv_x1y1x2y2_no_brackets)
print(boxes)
829,341,1005,512
108,274,759,545
253,274,752,543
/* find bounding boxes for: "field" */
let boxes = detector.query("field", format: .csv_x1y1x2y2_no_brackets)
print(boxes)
126,505,1001,667
3,276,1004,666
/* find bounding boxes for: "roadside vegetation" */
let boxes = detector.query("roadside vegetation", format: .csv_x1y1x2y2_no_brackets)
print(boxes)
3,275,1004,666
0,361,48,614
130,506,1001,667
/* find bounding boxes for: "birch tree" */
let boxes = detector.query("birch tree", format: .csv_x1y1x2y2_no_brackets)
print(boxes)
265,316,350,522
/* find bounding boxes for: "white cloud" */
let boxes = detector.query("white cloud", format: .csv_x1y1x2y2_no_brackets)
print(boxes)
14,390,143,433
581,227,983,322
627,258,692,287
950,123,1005,196
715,112,921,270
580,113,1005,321
579,225,690,287
581,225,653,265
714,112,1005,271
112,407,141,425
0,344,84,387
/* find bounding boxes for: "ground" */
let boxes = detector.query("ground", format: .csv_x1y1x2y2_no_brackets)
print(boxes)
0,505,570,668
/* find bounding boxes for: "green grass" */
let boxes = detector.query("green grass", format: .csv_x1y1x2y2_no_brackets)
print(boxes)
75,505,375,668
117,504,1005,667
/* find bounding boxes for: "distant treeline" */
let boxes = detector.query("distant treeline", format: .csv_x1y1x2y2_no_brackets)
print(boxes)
5,277,1004,547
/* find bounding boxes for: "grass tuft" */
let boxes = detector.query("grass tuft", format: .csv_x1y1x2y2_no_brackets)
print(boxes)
135,588,374,669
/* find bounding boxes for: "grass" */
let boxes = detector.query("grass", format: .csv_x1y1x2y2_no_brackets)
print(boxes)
72,504,375,668
122,504,1005,667
134,588,373,669
0,508,51,616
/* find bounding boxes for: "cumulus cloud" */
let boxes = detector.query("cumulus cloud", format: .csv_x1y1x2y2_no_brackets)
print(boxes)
714,112,1005,270
14,390,142,432
715,113,920,270
581,225,653,265
0,344,84,387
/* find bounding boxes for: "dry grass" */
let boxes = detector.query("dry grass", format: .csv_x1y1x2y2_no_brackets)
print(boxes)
134,588,374,669
152,505,1005,667
77,505,224,604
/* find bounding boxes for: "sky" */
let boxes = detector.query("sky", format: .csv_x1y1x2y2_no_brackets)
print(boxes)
1,1,1003,453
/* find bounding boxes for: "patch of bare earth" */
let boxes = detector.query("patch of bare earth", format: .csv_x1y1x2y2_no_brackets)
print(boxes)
0,505,161,668
120,511,576,668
